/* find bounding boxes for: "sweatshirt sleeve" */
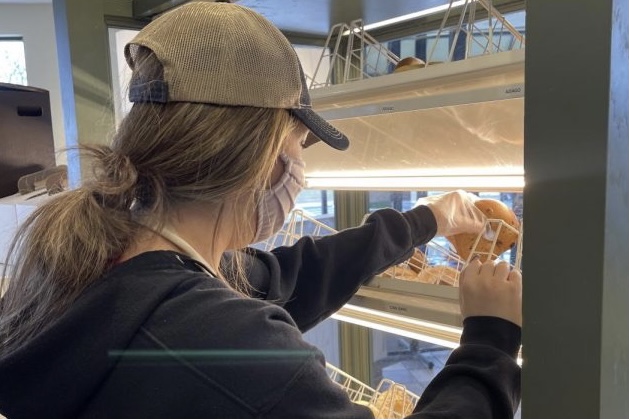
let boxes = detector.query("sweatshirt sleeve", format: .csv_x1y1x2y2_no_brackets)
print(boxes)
244,205,437,331
408,316,522,419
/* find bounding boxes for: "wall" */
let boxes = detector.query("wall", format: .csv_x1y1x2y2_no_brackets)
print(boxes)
52,0,134,184
0,3,65,166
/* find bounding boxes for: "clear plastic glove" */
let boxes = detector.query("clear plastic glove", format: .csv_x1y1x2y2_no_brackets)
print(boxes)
459,258,522,327
414,190,486,236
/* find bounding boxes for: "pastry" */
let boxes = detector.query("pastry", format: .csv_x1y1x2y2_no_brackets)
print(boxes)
393,56,426,72
373,386,415,418
447,199,520,262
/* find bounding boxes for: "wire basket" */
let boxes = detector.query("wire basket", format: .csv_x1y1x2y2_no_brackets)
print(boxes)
326,363,378,404
309,0,525,89
382,218,523,287
254,209,338,251
326,363,420,419
257,210,522,288
372,379,420,419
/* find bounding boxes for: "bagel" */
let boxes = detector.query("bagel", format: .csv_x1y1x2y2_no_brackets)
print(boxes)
446,199,520,262
415,265,460,286
373,386,415,418
393,56,426,72
383,248,426,280
407,248,427,273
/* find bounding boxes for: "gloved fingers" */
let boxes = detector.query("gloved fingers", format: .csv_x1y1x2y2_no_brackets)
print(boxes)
493,260,511,279
507,268,523,285
479,259,496,278
459,257,482,285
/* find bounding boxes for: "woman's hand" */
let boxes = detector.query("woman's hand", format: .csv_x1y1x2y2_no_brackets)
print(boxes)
459,259,522,327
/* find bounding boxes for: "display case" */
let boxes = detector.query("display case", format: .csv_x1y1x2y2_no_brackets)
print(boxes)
267,8,525,414
103,5,526,414
298,46,524,339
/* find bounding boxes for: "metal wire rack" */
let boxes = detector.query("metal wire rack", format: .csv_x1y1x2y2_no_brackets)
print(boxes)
257,209,522,287
382,218,523,287
309,0,525,89
326,363,378,404
326,363,420,419
308,19,400,89
254,209,338,251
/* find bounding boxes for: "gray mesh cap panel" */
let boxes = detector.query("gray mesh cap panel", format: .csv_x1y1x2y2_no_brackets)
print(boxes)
125,1,349,150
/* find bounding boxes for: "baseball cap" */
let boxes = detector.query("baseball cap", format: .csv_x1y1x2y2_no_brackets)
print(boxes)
124,1,349,151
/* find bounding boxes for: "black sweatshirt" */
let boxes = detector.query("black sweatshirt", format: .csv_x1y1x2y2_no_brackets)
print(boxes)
0,206,521,419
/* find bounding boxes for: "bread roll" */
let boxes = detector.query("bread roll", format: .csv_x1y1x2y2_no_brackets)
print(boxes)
447,199,520,262
384,265,418,281
393,56,426,73
383,248,426,280
407,248,426,273
416,265,459,286
373,386,415,418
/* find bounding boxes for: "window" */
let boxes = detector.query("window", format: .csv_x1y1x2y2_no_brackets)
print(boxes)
293,190,339,365
108,28,141,126
250,189,339,365
378,10,525,66
0,38,27,85
371,326,453,395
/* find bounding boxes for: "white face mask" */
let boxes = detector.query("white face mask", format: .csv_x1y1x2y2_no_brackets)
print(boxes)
252,152,305,243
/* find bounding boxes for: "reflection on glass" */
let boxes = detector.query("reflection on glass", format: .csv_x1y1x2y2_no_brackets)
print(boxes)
379,10,525,66
295,189,335,228
370,326,522,418
250,189,340,369
371,328,453,396
294,190,339,369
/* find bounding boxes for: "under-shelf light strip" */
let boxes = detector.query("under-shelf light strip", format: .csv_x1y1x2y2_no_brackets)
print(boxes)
342,0,471,35
332,304,462,349
332,304,523,365
306,175,524,192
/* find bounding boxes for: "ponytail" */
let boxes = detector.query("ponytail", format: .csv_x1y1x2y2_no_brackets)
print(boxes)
0,146,140,356
0,100,297,357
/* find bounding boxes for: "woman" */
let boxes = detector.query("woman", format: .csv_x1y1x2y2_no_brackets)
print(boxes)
0,3,521,418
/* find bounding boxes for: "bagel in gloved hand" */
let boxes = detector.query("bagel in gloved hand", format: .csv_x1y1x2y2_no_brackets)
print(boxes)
447,199,519,262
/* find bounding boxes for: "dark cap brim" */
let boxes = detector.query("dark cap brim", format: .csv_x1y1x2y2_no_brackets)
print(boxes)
291,108,349,151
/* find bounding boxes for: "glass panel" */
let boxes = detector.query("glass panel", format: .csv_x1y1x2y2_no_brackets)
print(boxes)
295,189,335,228
292,190,340,374
425,33,451,63
294,44,329,87
108,28,140,126
0,39,27,85
303,318,340,366
381,10,525,64
251,189,340,367
371,328,452,396
369,325,521,418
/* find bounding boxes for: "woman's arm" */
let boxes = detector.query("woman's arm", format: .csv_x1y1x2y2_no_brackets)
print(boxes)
408,259,523,418
244,205,437,331
409,317,521,419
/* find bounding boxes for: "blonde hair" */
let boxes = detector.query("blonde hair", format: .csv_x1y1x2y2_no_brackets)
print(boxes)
0,49,297,357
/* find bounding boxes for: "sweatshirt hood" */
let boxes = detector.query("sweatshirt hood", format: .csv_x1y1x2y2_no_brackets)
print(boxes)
0,251,204,419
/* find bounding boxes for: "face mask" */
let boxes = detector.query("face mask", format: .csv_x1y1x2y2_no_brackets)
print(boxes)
252,152,305,243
